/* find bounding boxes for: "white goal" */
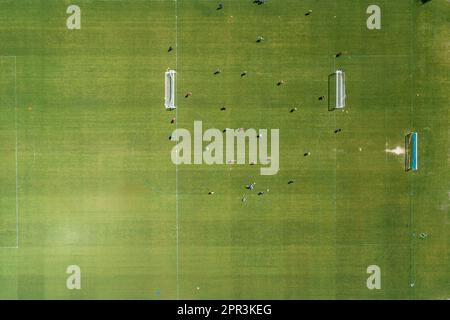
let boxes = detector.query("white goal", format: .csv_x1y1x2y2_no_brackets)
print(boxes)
165,69,176,109
335,69,346,109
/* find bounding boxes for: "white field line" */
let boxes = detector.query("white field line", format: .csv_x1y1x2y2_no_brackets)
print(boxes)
0,56,19,249
14,56,19,249
409,3,416,284
96,0,174,2
346,54,409,58
332,57,337,293
175,0,180,300
408,0,416,290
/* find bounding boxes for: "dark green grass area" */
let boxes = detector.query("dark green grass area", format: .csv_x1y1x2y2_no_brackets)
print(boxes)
0,0,448,299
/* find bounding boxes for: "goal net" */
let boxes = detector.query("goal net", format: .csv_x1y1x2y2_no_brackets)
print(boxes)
165,69,176,109
405,132,418,171
335,69,346,109
328,69,346,111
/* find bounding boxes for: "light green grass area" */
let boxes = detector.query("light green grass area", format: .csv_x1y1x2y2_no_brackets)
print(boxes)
0,0,448,299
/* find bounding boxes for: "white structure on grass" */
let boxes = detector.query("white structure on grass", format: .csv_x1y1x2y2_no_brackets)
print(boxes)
335,69,346,109
165,69,176,109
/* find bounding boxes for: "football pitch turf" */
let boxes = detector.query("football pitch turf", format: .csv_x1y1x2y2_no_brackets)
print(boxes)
0,0,449,299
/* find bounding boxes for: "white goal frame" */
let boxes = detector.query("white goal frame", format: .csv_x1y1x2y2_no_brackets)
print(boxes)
335,69,346,109
165,69,176,110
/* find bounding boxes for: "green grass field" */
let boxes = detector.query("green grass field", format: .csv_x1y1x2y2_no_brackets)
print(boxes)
0,0,448,299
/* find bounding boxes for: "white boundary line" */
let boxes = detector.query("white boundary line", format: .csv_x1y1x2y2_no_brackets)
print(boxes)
14,56,19,249
408,0,416,291
0,55,19,249
174,0,180,300
97,0,176,2
332,57,338,291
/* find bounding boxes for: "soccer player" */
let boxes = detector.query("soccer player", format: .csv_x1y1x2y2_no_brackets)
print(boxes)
335,51,342,58
168,46,173,52
419,232,428,239
304,152,311,157
334,128,342,134
290,107,297,113
318,96,325,100
214,69,221,75
256,35,264,43
217,3,224,10
288,180,295,184
241,71,247,77
171,117,176,124
305,9,312,16
277,80,286,86
185,91,192,98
